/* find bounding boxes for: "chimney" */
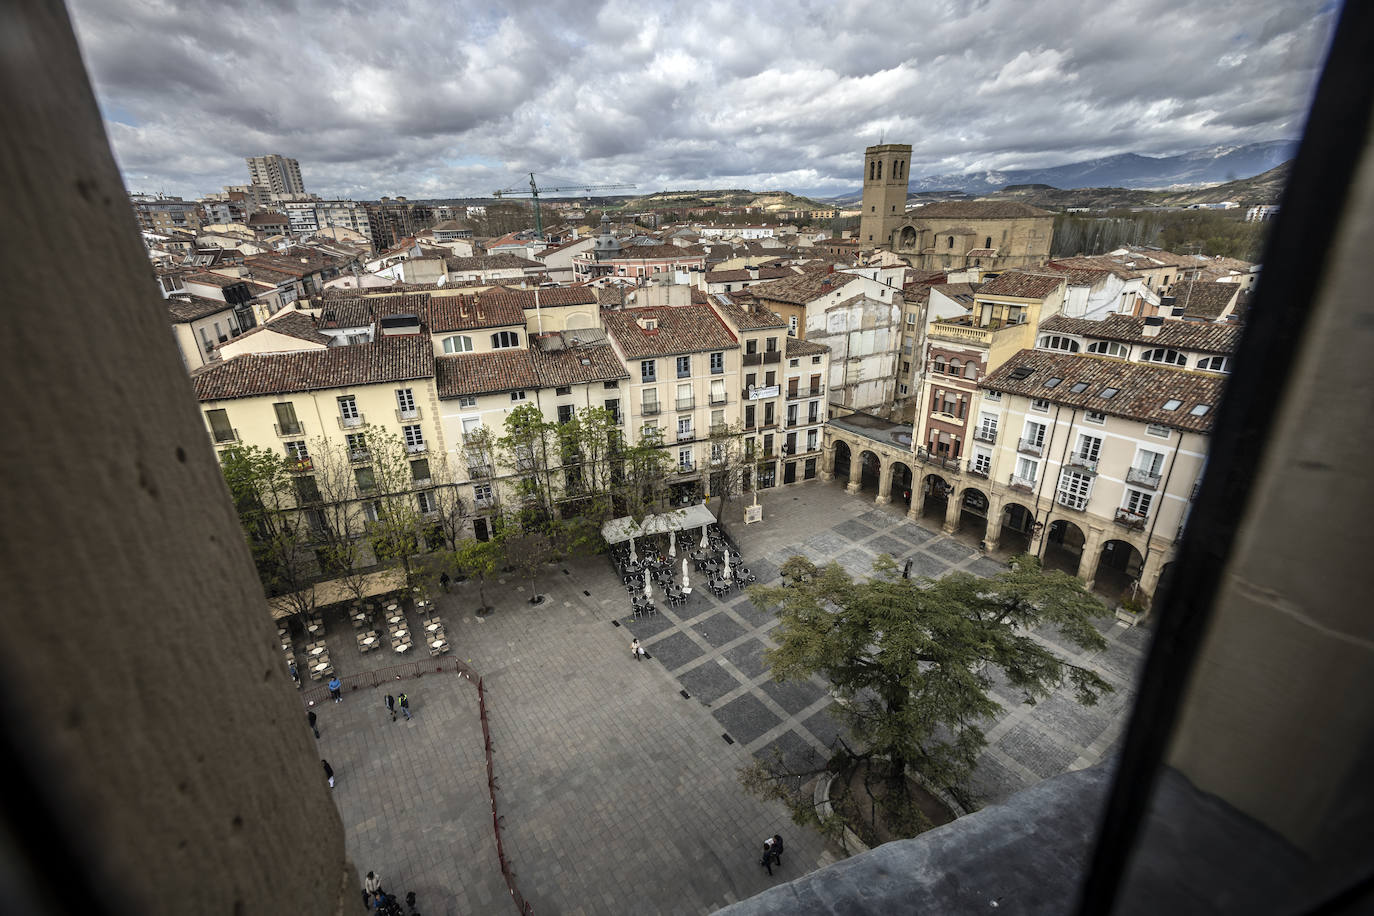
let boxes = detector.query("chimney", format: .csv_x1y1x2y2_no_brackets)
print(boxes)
1143,315,1164,337
1171,305,1186,318
747,264,759,280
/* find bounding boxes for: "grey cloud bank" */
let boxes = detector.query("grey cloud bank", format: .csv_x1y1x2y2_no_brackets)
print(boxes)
68,0,1336,200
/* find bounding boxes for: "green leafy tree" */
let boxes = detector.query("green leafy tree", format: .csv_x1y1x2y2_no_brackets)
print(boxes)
706,420,749,518
619,424,675,522
365,429,428,587
450,529,504,613
307,431,375,603
218,444,318,623
744,554,1113,827
499,403,560,524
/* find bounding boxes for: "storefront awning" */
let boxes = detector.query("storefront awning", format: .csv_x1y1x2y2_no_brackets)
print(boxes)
601,504,716,545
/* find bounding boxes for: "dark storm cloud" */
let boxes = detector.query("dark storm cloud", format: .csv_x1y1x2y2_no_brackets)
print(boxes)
67,0,1335,200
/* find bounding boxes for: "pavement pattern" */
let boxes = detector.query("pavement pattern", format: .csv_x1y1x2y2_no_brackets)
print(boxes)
302,479,1147,915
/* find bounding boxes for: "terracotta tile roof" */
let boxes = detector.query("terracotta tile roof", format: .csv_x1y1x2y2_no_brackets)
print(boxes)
246,211,287,226
444,254,544,271
248,311,331,346
709,292,787,330
425,294,526,332
482,286,600,309
435,350,540,398
965,247,996,257
194,335,433,402
166,295,234,323
704,266,793,283
602,305,739,359
982,349,1225,433
977,270,1066,300
608,244,706,261
529,342,630,387
747,270,855,305
905,200,1054,220
1042,264,1112,287
785,337,829,357
1049,255,1145,281
183,271,247,288
1168,280,1240,320
1038,314,1240,354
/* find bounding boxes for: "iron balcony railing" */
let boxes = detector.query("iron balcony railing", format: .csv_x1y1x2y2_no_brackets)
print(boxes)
676,396,695,411
1009,473,1035,492
274,421,305,437
1114,508,1148,529
348,449,370,464
640,402,661,416
1056,491,1089,512
787,386,824,400
966,461,989,479
211,427,239,444
395,407,420,423
1065,454,1099,474
1017,437,1043,457
973,428,997,444
337,413,365,430
1126,466,1162,489
915,447,962,472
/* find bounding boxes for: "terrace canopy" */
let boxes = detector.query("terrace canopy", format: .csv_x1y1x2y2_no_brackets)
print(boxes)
601,504,715,545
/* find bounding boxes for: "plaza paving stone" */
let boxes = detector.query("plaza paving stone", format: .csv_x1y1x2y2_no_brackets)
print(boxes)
755,729,824,773
867,533,910,558
713,693,784,745
722,639,772,679
691,612,748,649
303,479,1149,913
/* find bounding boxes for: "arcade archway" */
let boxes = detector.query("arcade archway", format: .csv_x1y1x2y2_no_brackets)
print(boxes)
1043,519,1087,576
955,487,990,542
1094,539,1145,601
922,474,952,524
999,502,1035,555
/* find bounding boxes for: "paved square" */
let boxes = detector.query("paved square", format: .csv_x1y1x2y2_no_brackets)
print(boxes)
691,612,748,649
713,693,784,745
308,479,1148,913
679,658,745,705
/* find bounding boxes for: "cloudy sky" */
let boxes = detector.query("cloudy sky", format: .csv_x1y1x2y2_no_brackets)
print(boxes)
67,0,1338,201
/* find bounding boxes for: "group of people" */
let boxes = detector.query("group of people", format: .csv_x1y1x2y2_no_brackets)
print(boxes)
760,833,785,876
361,871,413,913
383,691,411,721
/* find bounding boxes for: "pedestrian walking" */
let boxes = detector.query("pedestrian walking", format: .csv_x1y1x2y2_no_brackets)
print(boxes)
328,675,343,703
363,870,383,902
398,692,411,720
630,638,642,661
759,837,776,876
289,660,300,687
770,833,784,867
439,572,451,593
902,559,912,579
307,707,319,738
322,758,334,789
385,693,397,722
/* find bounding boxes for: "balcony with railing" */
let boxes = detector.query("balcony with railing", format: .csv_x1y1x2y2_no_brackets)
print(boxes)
787,385,824,400
708,392,728,406
348,449,370,464
1114,507,1148,530
973,427,997,444
677,428,695,442
743,350,782,366
1126,466,1162,489
1065,453,1099,475
915,447,962,473
1056,491,1089,512
405,441,427,455
288,457,314,473
966,460,989,479
211,426,240,444
744,385,781,400
1017,437,1043,457
676,395,695,411
274,420,305,437
337,413,365,430
1009,473,1035,492
640,401,661,416
395,407,420,423
929,318,995,346
675,461,696,474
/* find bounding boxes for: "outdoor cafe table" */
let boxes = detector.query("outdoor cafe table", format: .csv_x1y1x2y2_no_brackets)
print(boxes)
394,628,408,639
395,643,410,653
425,622,441,632
360,635,376,646
309,645,325,656
312,661,329,673
387,614,404,625
430,638,446,649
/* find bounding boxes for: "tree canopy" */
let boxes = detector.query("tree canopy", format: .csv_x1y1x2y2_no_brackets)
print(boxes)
749,554,1114,793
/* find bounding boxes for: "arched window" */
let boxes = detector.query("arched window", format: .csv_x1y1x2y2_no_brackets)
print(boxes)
1087,340,1129,358
1196,355,1231,372
947,236,955,249
491,330,520,349
1142,347,1186,366
876,161,882,180
933,355,946,373
985,236,992,249
441,335,473,354
964,361,978,379
948,358,962,376
1037,334,1080,353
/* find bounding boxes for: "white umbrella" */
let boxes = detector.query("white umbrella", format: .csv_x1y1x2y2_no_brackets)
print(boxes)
668,530,677,558
721,550,733,581
699,524,709,549
628,535,637,564
682,557,691,590
644,575,653,603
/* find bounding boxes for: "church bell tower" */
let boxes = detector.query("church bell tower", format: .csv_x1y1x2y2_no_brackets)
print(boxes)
859,143,912,248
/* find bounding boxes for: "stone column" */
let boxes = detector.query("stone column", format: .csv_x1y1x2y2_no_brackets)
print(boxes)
820,444,834,481
981,491,1003,551
845,450,863,493
875,461,893,505
1079,526,1107,590
1139,547,1172,599
942,487,962,534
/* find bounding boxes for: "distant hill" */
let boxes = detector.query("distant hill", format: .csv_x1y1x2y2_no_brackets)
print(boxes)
989,161,1291,210
614,188,833,213
909,140,1296,194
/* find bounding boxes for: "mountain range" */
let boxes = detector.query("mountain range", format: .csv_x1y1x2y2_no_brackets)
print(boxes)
820,140,1297,201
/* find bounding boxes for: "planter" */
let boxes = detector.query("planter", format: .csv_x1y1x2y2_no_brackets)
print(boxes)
815,772,869,856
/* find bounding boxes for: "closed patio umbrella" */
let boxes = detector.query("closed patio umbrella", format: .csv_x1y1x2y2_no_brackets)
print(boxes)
682,557,690,590
628,535,637,564
699,524,709,549
721,551,733,581
668,530,677,558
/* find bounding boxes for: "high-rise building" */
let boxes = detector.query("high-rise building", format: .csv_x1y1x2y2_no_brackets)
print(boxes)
246,154,306,196
859,143,912,247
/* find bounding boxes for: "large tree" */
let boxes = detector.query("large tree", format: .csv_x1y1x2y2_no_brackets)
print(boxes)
745,554,1114,822
706,420,749,519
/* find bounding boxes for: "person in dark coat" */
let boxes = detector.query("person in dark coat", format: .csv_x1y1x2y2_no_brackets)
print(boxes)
439,572,451,592
322,758,334,788
307,707,319,738
385,693,397,722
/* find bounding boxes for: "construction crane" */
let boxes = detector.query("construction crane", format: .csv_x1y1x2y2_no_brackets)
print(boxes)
492,172,636,236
